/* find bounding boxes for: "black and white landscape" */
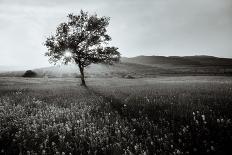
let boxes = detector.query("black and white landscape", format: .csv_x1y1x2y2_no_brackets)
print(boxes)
1,0,232,155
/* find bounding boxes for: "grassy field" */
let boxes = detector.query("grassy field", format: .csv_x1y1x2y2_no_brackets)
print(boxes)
0,76,232,154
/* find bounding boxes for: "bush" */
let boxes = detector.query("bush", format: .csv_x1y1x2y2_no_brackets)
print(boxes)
124,74,135,79
22,70,37,78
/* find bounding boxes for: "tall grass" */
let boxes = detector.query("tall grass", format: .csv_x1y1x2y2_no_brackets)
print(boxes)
0,77,232,154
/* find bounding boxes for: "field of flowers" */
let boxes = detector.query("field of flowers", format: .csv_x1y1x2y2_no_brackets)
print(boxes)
0,77,232,154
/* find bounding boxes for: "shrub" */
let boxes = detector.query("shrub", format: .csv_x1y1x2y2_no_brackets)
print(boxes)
22,70,37,78
124,74,135,79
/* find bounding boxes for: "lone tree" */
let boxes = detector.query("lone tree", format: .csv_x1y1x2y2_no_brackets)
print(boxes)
44,10,120,86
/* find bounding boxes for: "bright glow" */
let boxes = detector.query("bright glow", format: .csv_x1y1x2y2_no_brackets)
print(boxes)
64,51,72,57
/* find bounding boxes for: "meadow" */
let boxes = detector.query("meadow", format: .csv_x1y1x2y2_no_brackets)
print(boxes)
0,76,232,154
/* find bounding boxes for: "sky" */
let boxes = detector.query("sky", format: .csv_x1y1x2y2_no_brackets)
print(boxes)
0,0,232,68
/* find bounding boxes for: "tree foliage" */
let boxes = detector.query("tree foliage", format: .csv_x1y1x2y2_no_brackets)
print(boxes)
44,10,120,86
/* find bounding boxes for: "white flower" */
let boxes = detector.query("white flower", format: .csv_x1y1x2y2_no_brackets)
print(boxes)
201,115,205,121
211,146,215,151
176,149,181,154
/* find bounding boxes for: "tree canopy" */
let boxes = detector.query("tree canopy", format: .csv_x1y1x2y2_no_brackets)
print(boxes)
44,10,120,86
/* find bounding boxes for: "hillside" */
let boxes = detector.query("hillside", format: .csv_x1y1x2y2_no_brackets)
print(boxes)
121,56,201,66
122,55,232,66
1,55,232,78
30,63,167,78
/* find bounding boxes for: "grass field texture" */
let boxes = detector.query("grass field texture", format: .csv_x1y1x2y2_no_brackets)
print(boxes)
0,76,232,154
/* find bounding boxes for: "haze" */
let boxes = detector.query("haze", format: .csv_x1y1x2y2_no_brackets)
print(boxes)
0,0,232,68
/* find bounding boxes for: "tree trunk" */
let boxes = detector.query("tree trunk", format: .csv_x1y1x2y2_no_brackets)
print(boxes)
79,65,86,86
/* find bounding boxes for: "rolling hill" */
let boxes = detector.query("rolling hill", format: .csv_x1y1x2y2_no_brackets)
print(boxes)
1,55,232,78
122,55,232,66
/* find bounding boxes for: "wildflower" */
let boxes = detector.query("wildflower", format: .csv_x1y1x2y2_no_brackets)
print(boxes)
176,149,181,154
211,146,215,151
221,118,224,123
134,144,139,151
182,127,187,133
65,124,71,131
131,118,136,122
201,115,205,121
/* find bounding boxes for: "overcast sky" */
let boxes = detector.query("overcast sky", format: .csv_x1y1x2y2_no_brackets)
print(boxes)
1,0,232,68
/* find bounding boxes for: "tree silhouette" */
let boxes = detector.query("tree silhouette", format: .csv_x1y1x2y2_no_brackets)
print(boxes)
44,10,120,86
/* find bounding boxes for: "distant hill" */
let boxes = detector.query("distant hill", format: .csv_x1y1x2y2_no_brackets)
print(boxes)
121,56,201,66
121,55,232,66
32,63,166,78
183,56,232,66
1,55,232,78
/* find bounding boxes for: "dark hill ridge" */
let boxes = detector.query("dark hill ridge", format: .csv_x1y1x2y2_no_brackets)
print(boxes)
121,55,232,66
183,56,232,66
121,56,201,66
